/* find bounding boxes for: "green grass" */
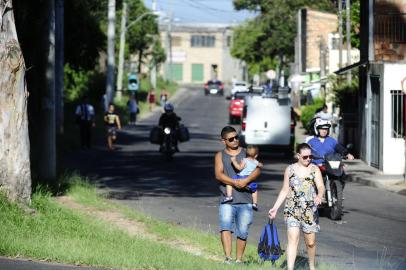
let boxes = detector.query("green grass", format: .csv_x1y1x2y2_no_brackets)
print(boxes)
0,175,339,270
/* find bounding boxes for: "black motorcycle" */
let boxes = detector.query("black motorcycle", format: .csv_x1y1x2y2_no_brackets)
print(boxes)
317,152,346,220
160,127,177,161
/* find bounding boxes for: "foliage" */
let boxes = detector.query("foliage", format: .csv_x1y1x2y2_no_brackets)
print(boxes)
331,74,359,112
300,98,324,131
64,1,107,70
125,0,166,74
342,0,360,49
232,0,335,74
63,64,94,102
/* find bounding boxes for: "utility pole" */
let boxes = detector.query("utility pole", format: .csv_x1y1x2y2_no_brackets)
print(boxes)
41,0,56,181
116,2,127,101
150,0,157,89
165,0,173,81
346,0,352,84
55,0,64,134
106,0,116,104
319,36,326,78
338,0,343,69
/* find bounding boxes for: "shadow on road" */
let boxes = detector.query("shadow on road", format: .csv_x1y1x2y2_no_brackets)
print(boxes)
65,125,288,201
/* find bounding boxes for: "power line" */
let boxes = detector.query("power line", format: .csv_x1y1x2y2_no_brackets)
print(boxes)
181,0,234,14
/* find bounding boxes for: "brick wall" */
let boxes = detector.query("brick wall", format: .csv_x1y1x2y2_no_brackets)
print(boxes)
305,10,337,71
374,0,406,61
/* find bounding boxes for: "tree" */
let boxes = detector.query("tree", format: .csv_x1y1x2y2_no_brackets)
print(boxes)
126,0,165,74
0,0,32,203
232,0,335,74
343,0,360,49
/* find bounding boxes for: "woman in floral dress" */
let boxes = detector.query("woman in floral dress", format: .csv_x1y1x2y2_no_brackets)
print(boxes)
269,143,325,270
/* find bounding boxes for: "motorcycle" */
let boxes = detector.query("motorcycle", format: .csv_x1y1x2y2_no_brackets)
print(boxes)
317,152,347,220
160,127,177,161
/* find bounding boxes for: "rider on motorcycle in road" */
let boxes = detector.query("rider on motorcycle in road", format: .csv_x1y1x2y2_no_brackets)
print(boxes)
306,118,354,164
158,103,181,152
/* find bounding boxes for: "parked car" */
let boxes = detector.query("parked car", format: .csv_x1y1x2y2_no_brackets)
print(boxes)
204,80,224,96
228,92,249,124
230,81,249,95
240,94,295,154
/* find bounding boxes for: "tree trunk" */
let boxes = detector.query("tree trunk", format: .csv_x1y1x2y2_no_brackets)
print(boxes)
105,0,116,104
39,0,56,181
138,49,143,75
0,0,32,203
55,0,64,134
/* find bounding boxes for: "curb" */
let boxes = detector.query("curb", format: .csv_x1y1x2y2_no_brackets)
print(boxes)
347,174,406,196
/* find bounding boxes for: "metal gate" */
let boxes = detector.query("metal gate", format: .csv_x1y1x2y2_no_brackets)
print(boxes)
370,76,381,168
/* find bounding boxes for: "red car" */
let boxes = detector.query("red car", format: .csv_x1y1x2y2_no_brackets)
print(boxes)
228,92,249,124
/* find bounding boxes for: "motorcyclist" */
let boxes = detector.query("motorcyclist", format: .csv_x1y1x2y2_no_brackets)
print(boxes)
158,103,181,152
306,118,354,165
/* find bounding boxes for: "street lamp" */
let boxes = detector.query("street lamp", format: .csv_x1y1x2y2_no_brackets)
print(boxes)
116,5,158,100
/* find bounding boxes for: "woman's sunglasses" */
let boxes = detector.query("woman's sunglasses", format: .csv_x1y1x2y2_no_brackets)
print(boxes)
300,154,313,160
224,135,239,142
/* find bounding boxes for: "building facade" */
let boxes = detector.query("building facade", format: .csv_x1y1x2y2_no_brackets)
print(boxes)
356,0,406,174
159,23,246,84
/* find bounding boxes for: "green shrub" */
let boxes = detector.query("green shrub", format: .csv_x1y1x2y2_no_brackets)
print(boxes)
300,98,324,130
332,76,359,113
64,64,93,102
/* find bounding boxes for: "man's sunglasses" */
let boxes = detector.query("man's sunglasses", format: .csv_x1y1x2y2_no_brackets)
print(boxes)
224,135,239,142
300,155,313,160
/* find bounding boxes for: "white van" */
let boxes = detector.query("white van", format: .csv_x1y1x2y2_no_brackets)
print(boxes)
240,94,294,153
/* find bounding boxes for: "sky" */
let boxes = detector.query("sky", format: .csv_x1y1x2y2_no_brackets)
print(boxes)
143,0,256,24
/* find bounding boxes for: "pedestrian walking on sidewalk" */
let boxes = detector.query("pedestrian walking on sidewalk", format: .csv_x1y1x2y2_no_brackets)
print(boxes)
214,126,261,264
104,103,121,151
160,88,169,110
147,88,156,111
268,143,325,270
127,94,138,125
75,95,96,149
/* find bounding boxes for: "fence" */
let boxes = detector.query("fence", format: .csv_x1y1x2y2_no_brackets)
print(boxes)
375,13,406,44
391,90,405,138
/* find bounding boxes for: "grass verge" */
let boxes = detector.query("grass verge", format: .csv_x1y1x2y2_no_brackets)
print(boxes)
0,174,339,270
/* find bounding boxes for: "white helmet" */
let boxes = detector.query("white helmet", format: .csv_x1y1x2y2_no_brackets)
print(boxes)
314,118,331,136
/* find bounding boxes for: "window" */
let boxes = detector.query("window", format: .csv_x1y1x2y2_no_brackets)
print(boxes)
191,35,215,47
391,90,405,138
226,36,232,47
172,36,182,47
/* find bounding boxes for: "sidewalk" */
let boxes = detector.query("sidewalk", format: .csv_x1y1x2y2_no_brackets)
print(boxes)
295,124,406,196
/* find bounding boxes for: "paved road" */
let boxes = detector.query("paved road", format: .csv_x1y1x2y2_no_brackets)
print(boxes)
67,86,405,270
5,86,404,270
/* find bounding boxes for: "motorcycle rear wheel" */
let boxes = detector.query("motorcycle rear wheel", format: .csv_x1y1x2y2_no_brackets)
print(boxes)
329,180,343,220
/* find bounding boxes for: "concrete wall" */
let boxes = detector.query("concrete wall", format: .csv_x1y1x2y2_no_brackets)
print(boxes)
328,49,360,73
381,63,406,174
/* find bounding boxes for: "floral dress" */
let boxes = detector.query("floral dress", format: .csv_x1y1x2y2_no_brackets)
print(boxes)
283,164,320,233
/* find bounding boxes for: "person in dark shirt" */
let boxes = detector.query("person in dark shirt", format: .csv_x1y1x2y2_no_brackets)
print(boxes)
75,95,95,149
158,103,181,151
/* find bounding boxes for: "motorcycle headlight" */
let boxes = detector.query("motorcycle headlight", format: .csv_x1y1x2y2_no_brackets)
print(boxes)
164,127,171,134
328,161,340,169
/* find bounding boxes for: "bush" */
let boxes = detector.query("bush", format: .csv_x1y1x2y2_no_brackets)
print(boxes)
332,76,358,113
300,98,324,131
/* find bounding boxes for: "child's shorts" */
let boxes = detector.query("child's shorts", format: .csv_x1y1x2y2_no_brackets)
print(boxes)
232,175,258,192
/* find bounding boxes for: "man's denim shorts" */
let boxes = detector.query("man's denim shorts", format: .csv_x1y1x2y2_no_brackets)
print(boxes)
219,203,253,240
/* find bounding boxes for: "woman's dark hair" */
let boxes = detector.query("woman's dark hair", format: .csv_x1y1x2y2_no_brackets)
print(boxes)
296,143,311,154
221,126,236,139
